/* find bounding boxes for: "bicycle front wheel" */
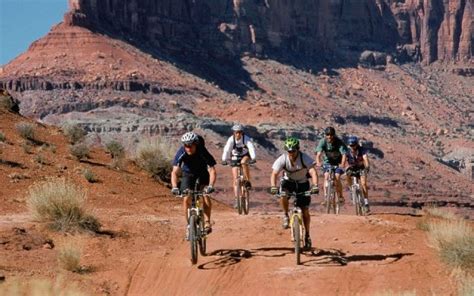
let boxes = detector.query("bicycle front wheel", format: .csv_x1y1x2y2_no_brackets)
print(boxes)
325,184,332,214
242,186,249,215
352,187,360,215
189,214,198,264
357,190,366,216
292,216,302,265
198,216,207,256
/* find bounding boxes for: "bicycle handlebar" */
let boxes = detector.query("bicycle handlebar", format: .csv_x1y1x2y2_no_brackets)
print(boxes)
275,191,312,198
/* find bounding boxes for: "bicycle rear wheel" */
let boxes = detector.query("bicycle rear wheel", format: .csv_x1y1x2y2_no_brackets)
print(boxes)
335,192,340,215
292,216,301,265
189,214,198,264
357,190,366,216
242,186,249,215
325,184,332,214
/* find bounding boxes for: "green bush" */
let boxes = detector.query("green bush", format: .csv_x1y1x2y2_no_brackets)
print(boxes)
105,140,125,159
83,168,97,183
70,143,90,160
135,137,176,182
0,131,5,142
16,122,35,140
27,177,100,232
62,123,86,144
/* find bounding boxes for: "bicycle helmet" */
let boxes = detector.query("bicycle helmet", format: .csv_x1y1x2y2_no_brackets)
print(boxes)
284,137,300,151
181,132,199,145
232,124,244,132
347,136,359,146
324,126,336,136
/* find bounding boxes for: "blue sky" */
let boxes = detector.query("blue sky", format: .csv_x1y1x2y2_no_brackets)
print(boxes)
0,0,68,65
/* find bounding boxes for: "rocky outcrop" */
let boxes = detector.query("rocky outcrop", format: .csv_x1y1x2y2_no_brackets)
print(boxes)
66,0,472,63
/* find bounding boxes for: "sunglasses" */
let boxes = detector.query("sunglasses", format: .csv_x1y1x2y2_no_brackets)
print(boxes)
325,134,334,137
349,144,357,147
184,144,193,148
287,150,297,154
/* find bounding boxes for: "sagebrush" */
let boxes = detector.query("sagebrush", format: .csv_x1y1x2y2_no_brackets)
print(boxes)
62,123,86,144
58,241,82,272
70,143,90,160
105,140,125,159
135,137,176,182
27,178,100,232
16,122,36,140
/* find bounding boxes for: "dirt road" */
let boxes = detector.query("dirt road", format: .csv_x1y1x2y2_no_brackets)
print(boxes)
127,209,455,295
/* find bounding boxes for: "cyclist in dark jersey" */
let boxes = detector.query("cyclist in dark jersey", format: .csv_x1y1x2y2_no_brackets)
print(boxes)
315,127,348,203
345,136,371,213
171,132,217,235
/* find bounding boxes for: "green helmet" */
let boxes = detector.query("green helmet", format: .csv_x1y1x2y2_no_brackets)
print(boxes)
284,137,300,151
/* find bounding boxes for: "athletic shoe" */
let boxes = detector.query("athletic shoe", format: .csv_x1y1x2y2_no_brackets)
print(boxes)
282,215,289,229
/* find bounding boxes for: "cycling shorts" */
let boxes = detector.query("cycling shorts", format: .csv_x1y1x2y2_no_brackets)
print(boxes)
280,179,311,208
179,172,209,192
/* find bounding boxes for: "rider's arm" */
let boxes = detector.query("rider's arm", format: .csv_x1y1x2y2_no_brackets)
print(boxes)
270,170,280,187
246,137,257,160
340,154,347,168
363,154,370,169
308,166,318,186
171,166,180,188
315,151,322,167
208,166,216,187
221,136,233,162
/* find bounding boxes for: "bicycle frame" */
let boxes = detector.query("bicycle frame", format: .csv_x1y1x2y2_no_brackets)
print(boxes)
324,165,340,214
349,169,366,216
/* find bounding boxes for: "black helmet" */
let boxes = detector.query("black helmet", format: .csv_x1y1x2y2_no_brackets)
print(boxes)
324,126,336,136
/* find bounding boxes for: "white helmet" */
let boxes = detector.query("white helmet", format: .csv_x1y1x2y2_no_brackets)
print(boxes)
232,124,243,132
181,132,199,145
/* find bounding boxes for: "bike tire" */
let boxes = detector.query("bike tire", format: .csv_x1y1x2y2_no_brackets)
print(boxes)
353,188,360,215
189,214,198,264
335,191,340,215
325,184,332,214
237,194,243,215
198,216,207,256
357,190,366,216
292,217,301,265
243,187,249,215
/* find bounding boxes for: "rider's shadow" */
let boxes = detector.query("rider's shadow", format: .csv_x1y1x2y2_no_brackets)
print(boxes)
197,248,414,269
302,249,414,267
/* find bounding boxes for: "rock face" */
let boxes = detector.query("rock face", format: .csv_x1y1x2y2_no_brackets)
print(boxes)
66,0,472,63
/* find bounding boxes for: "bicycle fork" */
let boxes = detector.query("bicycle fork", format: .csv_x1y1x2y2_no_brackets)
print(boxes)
290,209,303,242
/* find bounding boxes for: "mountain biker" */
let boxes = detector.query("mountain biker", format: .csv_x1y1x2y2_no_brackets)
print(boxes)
315,127,348,204
270,137,319,249
171,132,217,238
345,136,371,213
221,124,256,207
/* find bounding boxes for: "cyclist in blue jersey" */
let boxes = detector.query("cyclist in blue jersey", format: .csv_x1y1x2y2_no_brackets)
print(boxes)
345,136,371,213
171,132,217,235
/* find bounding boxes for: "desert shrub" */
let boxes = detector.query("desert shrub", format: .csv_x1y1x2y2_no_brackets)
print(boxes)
26,177,100,232
34,154,48,165
105,140,125,159
70,143,90,160
21,141,33,154
62,123,86,144
0,131,5,142
58,242,82,272
83,168,97,183
16,122,35,140
458,273,474,296
428,218,474,271
135,137,176,182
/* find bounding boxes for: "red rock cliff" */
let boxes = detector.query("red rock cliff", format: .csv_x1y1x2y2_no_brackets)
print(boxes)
65,0,472,63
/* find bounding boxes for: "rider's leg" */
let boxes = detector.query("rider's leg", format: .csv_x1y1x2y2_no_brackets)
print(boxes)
241,155,251,187
302,207,311,235
183,194,191,224
323,172,330,196
361,175,369,200
232,166,239,198
280,195,289,215
203,194,212,224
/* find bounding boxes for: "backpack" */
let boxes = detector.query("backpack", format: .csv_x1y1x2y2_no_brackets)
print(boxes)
283,152,308,172
232,133,247,153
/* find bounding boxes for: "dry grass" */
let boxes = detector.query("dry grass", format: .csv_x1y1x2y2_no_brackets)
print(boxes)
135,137,176,183
458,273,474,296
69,143,90,160
62,123,86,144
26,178,100,233
0,278,85,296
16,122,36,141
58,241,82,272
428,218,474,271
0,131,5,142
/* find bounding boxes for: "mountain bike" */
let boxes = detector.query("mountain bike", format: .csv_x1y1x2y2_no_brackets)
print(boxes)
348,168,368,216
277,190,312,265
182,180,208,265
323,165,341,214
224,159,255,215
